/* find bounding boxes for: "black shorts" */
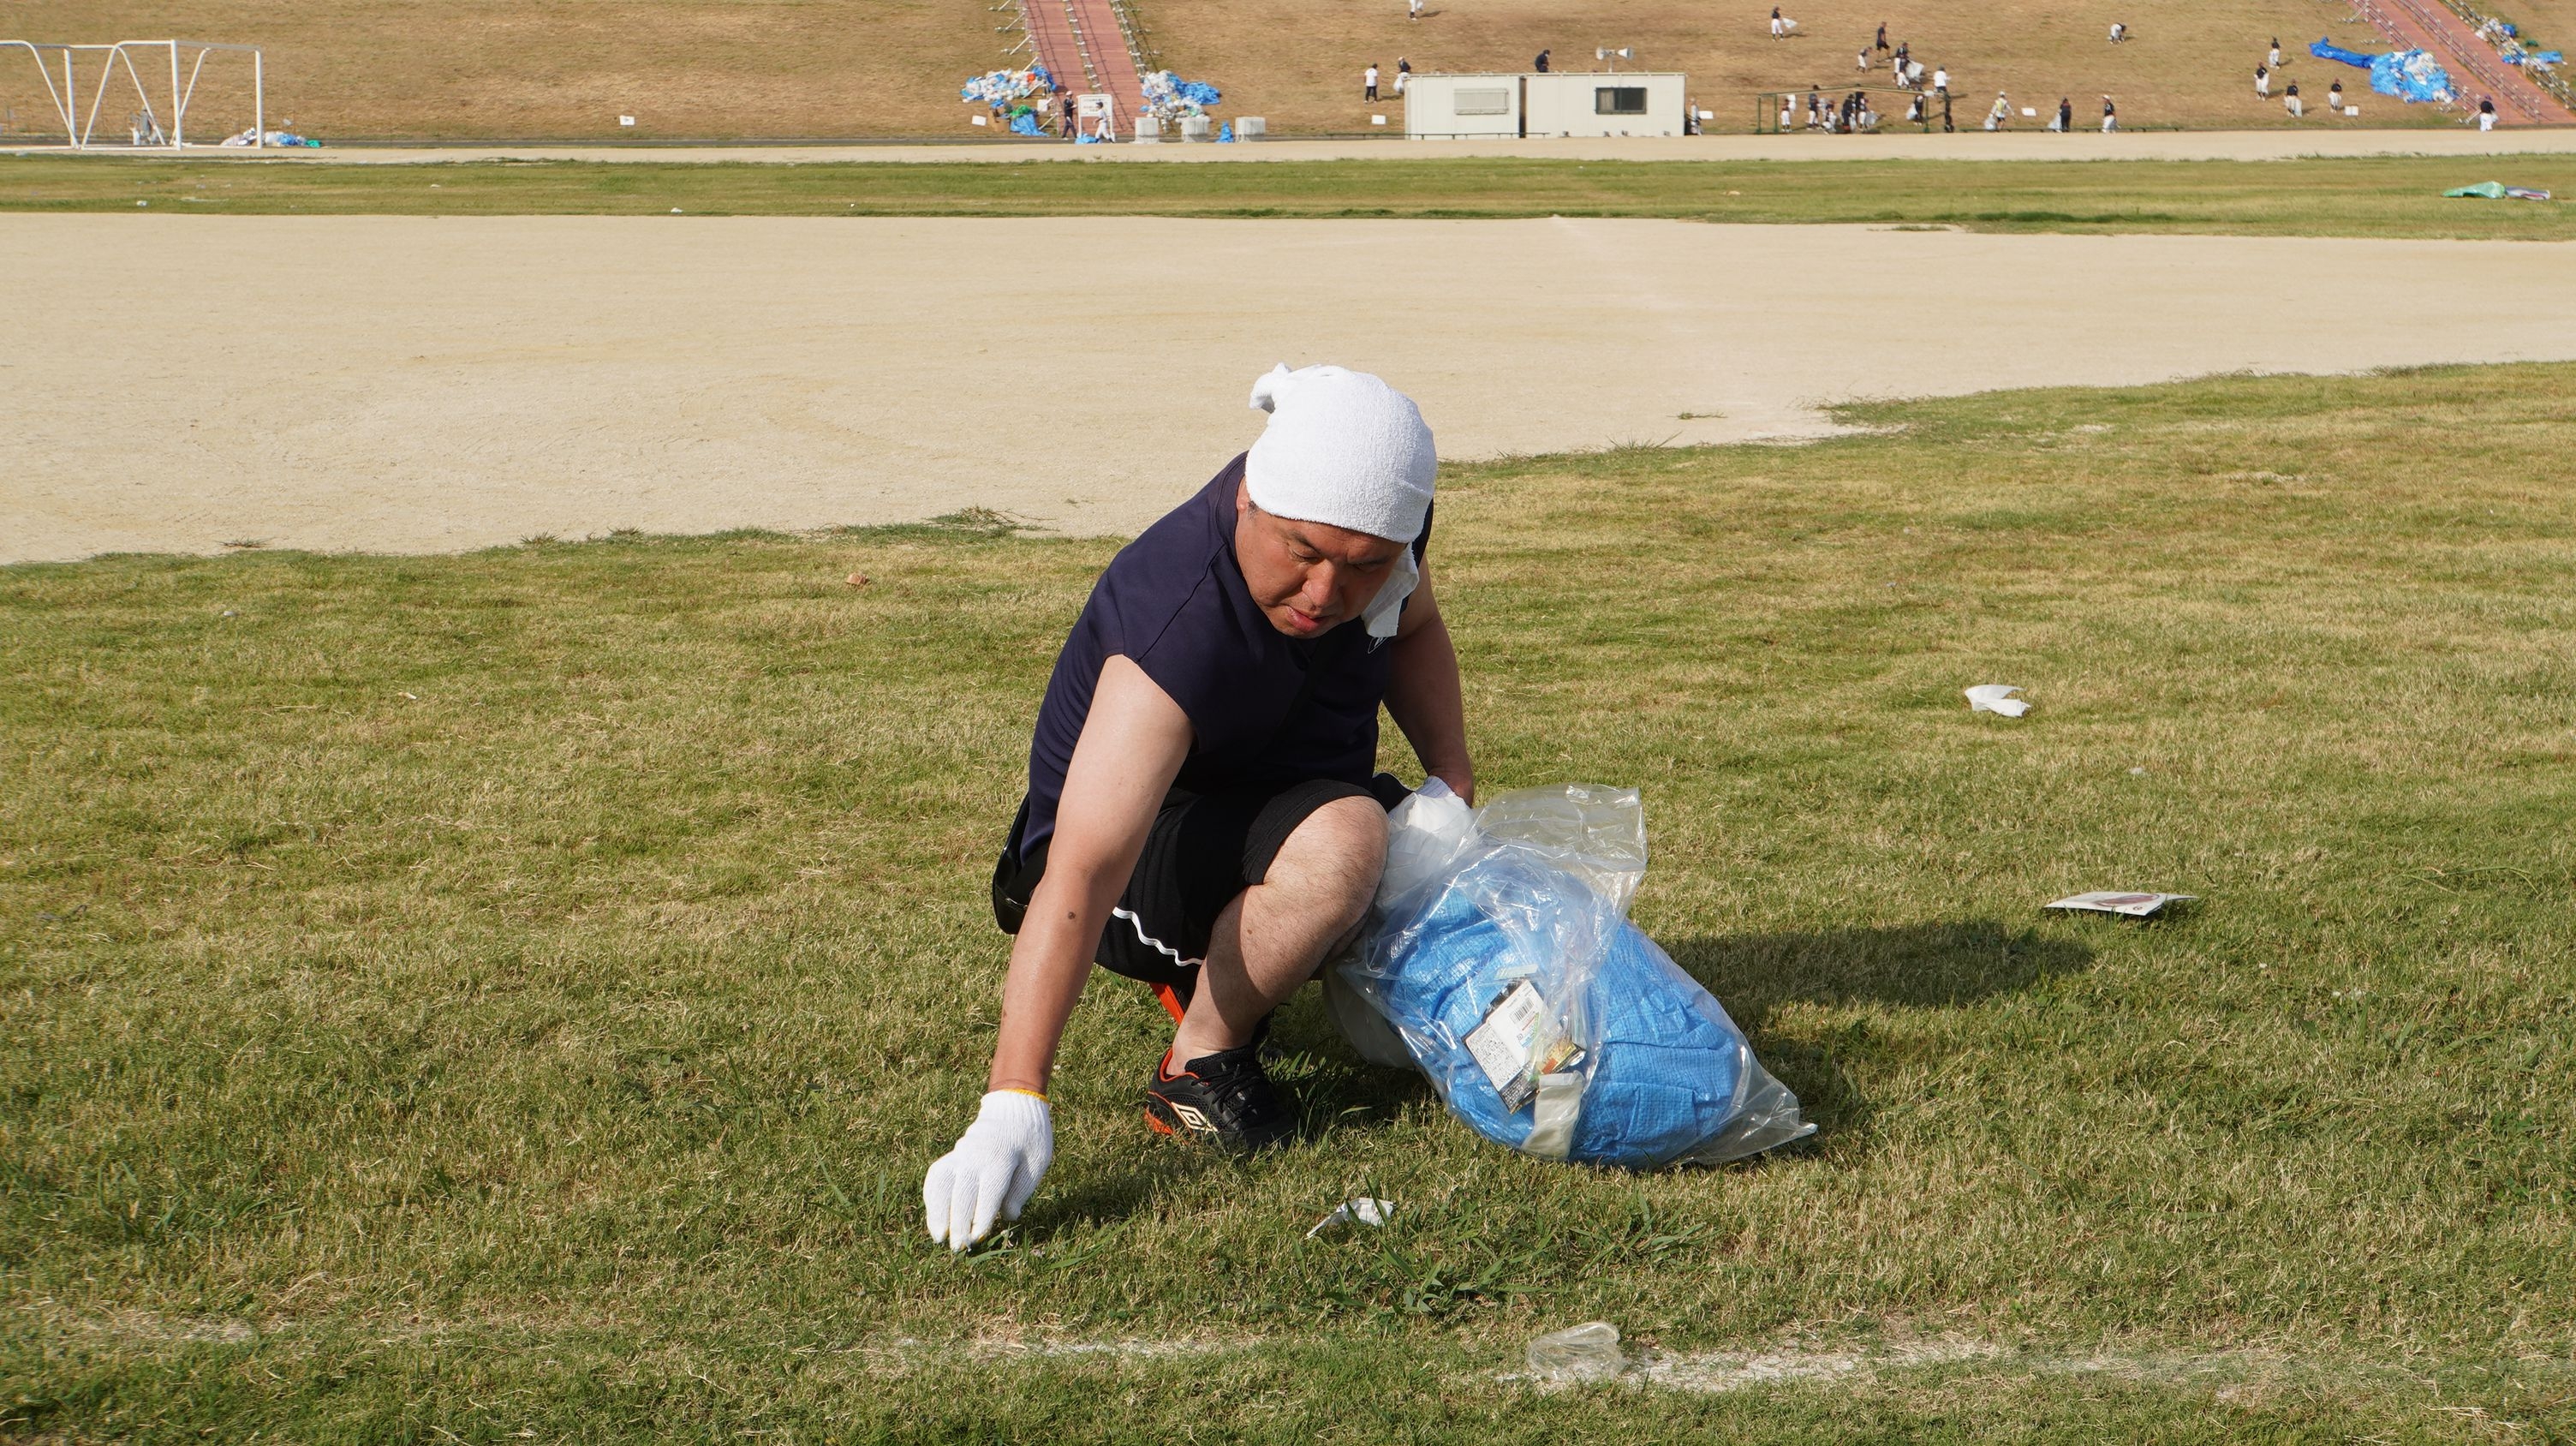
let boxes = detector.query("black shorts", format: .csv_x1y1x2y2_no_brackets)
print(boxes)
991,774,1410,1010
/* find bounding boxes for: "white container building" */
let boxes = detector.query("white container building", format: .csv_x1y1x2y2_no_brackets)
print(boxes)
1401,73,1524,139
1405,70,1687,139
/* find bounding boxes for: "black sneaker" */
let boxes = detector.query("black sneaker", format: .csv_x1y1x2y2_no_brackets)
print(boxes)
1144,1042,1296,1152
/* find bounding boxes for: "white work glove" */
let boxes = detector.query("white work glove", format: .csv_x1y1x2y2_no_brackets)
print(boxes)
922,1090,1053,1252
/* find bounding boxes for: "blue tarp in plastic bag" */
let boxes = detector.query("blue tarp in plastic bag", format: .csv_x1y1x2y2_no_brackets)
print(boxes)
2370,48,2455,102
1009,112,1045,136
1336,783,1814,1170
2311,37,2381,69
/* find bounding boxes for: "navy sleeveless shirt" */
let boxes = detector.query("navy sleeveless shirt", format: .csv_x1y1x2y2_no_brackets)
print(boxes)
1019,454,1431,854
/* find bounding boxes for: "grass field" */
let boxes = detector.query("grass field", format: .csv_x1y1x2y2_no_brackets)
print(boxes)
7,362,2575,1440
9,154,2576,238
0,0,2444,141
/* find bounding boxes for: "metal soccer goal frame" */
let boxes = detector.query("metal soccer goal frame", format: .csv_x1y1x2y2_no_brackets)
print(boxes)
0,39,264,148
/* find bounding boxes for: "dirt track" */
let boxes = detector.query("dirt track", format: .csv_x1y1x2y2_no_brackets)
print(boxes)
9,214,2576,564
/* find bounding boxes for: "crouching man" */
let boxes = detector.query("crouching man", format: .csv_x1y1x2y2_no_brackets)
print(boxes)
923,365,1475,1250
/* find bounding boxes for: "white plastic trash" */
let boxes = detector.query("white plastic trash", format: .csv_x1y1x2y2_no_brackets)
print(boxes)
1238,116,1267,139
1179,114,1212,141
1965,684,2030,717
1527,1322,1626,1380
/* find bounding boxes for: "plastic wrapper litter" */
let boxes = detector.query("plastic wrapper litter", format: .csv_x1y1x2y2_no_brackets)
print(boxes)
1334,781,1814,1169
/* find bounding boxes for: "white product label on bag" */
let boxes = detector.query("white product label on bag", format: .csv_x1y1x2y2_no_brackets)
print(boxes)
1465,980,1544,1106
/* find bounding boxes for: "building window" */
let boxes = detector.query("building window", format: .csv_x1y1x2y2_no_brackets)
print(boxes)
1455,87,1512,116
1595,87,1647,114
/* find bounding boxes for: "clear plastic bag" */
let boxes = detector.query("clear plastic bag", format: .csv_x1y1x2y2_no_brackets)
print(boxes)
1339,781,1815,1169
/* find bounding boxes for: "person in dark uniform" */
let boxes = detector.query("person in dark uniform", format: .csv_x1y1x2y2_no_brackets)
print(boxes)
922,365,1476,1251
1535,48,1551,72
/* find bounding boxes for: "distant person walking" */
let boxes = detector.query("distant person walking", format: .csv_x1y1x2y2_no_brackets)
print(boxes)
1941,89,1954,131
1769,9,1788,39
2284,81,2302,117
1932,65,1949,95
1875,21,1889,51
2269,38,2283,69
2479,95,2497,129
1363,63,1379,101
1395,57,1410,96
1986,91,2010,129
2255,64,2271,99
1059,90,1077,139
2101,95,2117,132
2054,96,2072,132
1779,94,1794,130
1857,47,1870,71
1535,48,1551,71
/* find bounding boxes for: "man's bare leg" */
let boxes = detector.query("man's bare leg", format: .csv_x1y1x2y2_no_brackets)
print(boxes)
1169,797,1386,1062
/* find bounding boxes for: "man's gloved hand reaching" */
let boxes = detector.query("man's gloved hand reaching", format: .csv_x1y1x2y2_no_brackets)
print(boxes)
922,1090,1053,1251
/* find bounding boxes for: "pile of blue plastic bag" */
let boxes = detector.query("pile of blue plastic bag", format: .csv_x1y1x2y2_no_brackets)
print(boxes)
1334,782,1813,1170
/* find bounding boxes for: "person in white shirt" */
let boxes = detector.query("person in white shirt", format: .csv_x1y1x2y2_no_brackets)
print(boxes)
1932,66,1949,95
2269,38,2282,69
2328,80,2344,112
2109,21,2126,43
1363,64,1379,101
1985,91,2009,129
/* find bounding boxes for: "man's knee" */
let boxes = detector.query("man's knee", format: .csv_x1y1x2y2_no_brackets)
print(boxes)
1264,795,1388,924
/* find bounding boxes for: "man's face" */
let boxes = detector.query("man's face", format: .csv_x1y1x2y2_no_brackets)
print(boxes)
1233,483,1407,638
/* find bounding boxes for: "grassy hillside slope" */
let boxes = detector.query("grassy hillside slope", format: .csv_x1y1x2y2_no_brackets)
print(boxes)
3,0,2449,140
1148,0,2424,135
0,0,1002,141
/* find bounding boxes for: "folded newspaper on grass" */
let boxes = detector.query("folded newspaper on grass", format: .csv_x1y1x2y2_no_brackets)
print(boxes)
1329,780,1814,1169
2044,890,2196,917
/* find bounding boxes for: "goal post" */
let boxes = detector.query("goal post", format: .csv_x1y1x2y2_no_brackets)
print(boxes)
0,39,263,148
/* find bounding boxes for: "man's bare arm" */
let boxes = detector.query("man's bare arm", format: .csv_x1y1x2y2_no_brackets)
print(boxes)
1383,564,1475,804
987,656,1191,1096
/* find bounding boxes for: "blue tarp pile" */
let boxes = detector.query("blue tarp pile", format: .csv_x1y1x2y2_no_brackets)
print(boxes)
2477,17,2563,69
959,63,1055,107
2371,48,2456,103
1137,69,1225,131
2311,37,2381,69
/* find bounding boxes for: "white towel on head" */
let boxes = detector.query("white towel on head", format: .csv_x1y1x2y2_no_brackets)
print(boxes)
1246,363,1436,637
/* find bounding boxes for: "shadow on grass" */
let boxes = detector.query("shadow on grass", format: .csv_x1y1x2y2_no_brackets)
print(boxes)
1670,918,2094,1015
1668,919,2096,1143
1032,921,2086,1228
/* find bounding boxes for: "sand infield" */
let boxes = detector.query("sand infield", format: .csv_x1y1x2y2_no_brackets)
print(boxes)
9,214,2576,564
